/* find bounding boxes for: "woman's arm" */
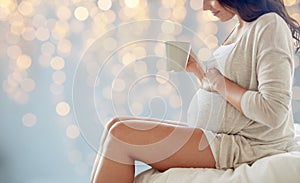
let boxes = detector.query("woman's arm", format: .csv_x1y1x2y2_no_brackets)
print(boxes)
239,15,294,128
203,15,294,129
186,50,247,113
201,69,247,113
186,50,205,82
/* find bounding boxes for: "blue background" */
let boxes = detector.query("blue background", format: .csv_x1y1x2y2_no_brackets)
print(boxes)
0,0,299,182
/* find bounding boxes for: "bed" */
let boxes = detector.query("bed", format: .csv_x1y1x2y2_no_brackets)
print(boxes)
134,124,300,183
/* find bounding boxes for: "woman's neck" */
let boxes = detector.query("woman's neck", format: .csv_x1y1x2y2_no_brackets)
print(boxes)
222,16,250,45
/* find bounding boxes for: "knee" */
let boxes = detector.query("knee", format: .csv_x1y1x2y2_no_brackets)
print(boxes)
102,121,134,165
105,117,121,132
108,121,127,139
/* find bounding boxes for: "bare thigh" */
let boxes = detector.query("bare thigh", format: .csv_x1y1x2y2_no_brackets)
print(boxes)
105,116,187,130
104,120,216,171
90,117,189,181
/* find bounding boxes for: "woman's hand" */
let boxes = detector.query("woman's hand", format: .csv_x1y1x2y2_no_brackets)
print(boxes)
186,50,205,81
201,68,224,92
186,50,225,92
203,68,247,113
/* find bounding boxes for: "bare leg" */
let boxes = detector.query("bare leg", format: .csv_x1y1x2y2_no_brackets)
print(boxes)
92,120,215,183
90,117,188,182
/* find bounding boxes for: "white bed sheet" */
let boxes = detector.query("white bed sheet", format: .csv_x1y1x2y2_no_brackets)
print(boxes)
134,124,300,183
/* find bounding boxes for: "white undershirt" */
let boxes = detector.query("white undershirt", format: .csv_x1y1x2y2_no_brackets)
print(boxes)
187,44,237,156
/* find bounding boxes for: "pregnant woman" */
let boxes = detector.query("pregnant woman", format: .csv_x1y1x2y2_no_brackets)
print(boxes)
91,0,300,182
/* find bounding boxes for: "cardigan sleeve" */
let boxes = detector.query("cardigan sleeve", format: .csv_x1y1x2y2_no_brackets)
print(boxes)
241,13,294,129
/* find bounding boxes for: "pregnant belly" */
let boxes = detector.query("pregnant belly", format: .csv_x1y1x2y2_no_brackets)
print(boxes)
187,89,226,132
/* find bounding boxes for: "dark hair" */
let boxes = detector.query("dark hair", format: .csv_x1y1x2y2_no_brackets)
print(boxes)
217,0,300,52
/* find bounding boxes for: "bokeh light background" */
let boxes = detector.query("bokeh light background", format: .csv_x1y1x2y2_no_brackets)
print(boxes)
0,0,299,182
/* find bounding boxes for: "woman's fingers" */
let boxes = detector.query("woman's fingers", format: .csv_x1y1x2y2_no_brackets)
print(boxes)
200,68,223,92
186,50,198,72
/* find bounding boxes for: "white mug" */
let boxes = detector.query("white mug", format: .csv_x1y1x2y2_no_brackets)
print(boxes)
165,41,191,72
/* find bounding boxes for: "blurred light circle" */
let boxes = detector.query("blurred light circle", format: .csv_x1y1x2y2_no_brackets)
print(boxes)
204,22,218,35
161,0,176,8
121,52,136,65
283,0,296,6
205,35,218,49
87,153,97,166
111,64,123,77
52,21,70,39
56,101,70,116
203,11,219,21
50,56,65,70
52,71,66,84
66,125,81,139
172,6,186,22
16,54,32,69
154,44,164,57
198,47,212,61
130,102,143,115
133,61,147,75
20,78,36,92
2,80,16,94
32,14,46,28
87,75,100,87
50,83,64,95
155,59,166,71
35,27,50,41
70,19,84,34
41,42,55,56
22,27,36,41
22,113,37,127
161,21,176,34
85,61,98,75
112,78,126,92
158,7,171,19
0,8,9,21
103,37,117,51
156,70,169,84
102,86,112,99
291,13,300,23
57,39,72,55
158,83,172,95
169,94,182,108
105,10,116,24
13,91,29,104
98,0,112,11
190,0,203,10
68,150,83,164
5,31,20,44
56,6,71,20
11,71,26,82
7,45,22,59
132,46,147,58
74,6,89,21
38,54,51,68
18,1,34,17
125,0,139,8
